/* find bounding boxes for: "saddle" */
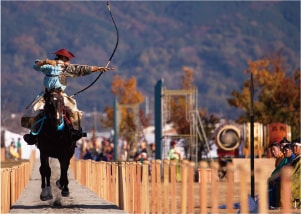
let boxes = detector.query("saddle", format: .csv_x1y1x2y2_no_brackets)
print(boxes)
43,89,86,140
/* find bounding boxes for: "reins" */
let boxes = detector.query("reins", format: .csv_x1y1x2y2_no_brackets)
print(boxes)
30,114,47,136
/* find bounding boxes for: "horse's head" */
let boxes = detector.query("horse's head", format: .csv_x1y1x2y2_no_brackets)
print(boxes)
43,91,64,129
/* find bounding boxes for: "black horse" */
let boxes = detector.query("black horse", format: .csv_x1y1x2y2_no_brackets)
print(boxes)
35,90,77,201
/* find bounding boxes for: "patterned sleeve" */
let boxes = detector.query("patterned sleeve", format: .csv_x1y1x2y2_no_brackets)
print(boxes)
62,64,94,78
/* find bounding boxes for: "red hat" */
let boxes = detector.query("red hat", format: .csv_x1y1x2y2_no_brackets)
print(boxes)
171,141,177,146
52,48,75,59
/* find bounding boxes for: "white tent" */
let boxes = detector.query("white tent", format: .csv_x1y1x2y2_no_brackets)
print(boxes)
2,128,38,160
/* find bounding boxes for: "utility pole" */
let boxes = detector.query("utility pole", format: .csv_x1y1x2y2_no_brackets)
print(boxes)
250,72,255,198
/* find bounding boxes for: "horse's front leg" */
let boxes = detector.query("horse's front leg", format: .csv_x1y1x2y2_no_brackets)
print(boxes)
56,158,70,197
39,154,53,201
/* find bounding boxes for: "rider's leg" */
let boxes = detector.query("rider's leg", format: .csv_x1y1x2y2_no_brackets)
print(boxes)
63,94,86,141
22,96,45,145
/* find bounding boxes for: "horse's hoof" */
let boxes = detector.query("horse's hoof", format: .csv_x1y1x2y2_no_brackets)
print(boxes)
40,186,53,201
56,180,62,190
61,189,70,197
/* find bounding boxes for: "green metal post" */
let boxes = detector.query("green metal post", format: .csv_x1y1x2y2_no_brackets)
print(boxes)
154,79,163,159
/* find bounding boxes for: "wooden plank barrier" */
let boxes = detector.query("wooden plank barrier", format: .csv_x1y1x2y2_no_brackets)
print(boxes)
210,161,219,213
181,160,190,213
1,168,11,213
226,161,235,213
134,162,141,213
1,150,35,213
112,162,119,206
107,162,113,203
150,160,156,213
170,160,177,213
155,159,162,213
281,166,293,213
163,160,169,213
96,161,101,199
141,160,150,213
70,157,296,214
187,161,195,213
199,161,208,213
86,159,92,190
118,161,126,210
257,167,268,213
238,164,248,213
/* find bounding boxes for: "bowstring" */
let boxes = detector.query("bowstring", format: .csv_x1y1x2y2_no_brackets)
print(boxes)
71,1,119,97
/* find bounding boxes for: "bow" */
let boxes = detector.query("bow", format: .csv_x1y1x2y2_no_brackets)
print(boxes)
72,1,119,97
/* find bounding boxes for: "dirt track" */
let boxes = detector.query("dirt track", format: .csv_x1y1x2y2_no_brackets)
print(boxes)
9,158,128,214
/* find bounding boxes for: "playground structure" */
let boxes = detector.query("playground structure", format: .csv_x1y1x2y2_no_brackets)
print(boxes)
155,79,211,165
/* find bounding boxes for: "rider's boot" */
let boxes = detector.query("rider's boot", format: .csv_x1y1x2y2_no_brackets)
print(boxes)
71,127,87,142
23,133,38,145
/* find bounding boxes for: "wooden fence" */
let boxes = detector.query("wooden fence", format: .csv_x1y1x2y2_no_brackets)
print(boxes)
1,150,36,213
70,158,295,213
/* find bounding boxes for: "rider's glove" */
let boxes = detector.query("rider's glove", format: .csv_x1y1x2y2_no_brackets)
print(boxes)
91,66,115,72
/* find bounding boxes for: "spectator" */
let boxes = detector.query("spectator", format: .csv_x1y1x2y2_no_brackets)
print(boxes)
149,143,156,160
291,140,301,208
279,137,291,152
167,141,181,182
268,142,288,209
120,139,129,161
283,143,295,164
135,141,148,163
102,139,113,161
16,138,22,159
82,140,94,160
9,140,19,160
74,139,84,159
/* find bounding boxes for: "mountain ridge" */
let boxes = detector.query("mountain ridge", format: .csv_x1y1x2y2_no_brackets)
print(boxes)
1,1,300,121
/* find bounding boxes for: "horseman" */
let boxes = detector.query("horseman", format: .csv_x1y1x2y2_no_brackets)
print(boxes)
23,48,113,145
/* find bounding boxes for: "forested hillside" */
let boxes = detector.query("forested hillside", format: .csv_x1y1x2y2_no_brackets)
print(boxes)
1,1,300,124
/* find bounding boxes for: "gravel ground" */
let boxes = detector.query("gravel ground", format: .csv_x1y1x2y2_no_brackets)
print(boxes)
10,158,128,214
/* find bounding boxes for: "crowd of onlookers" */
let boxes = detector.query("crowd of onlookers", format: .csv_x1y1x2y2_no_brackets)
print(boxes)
74,136,156,162
74,136,114,161
268,137,301,209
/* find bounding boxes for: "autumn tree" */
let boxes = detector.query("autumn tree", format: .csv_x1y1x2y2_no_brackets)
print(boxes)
227,54,300,139
100,75,151,157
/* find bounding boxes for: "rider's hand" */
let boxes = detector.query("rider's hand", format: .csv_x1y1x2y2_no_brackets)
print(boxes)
97,67,115,72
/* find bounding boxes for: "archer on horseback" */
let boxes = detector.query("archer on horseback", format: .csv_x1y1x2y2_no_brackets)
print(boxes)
23,48,114,145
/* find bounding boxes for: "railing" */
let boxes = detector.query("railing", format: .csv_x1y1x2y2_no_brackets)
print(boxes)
70,157,295,213
1,150,36,213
